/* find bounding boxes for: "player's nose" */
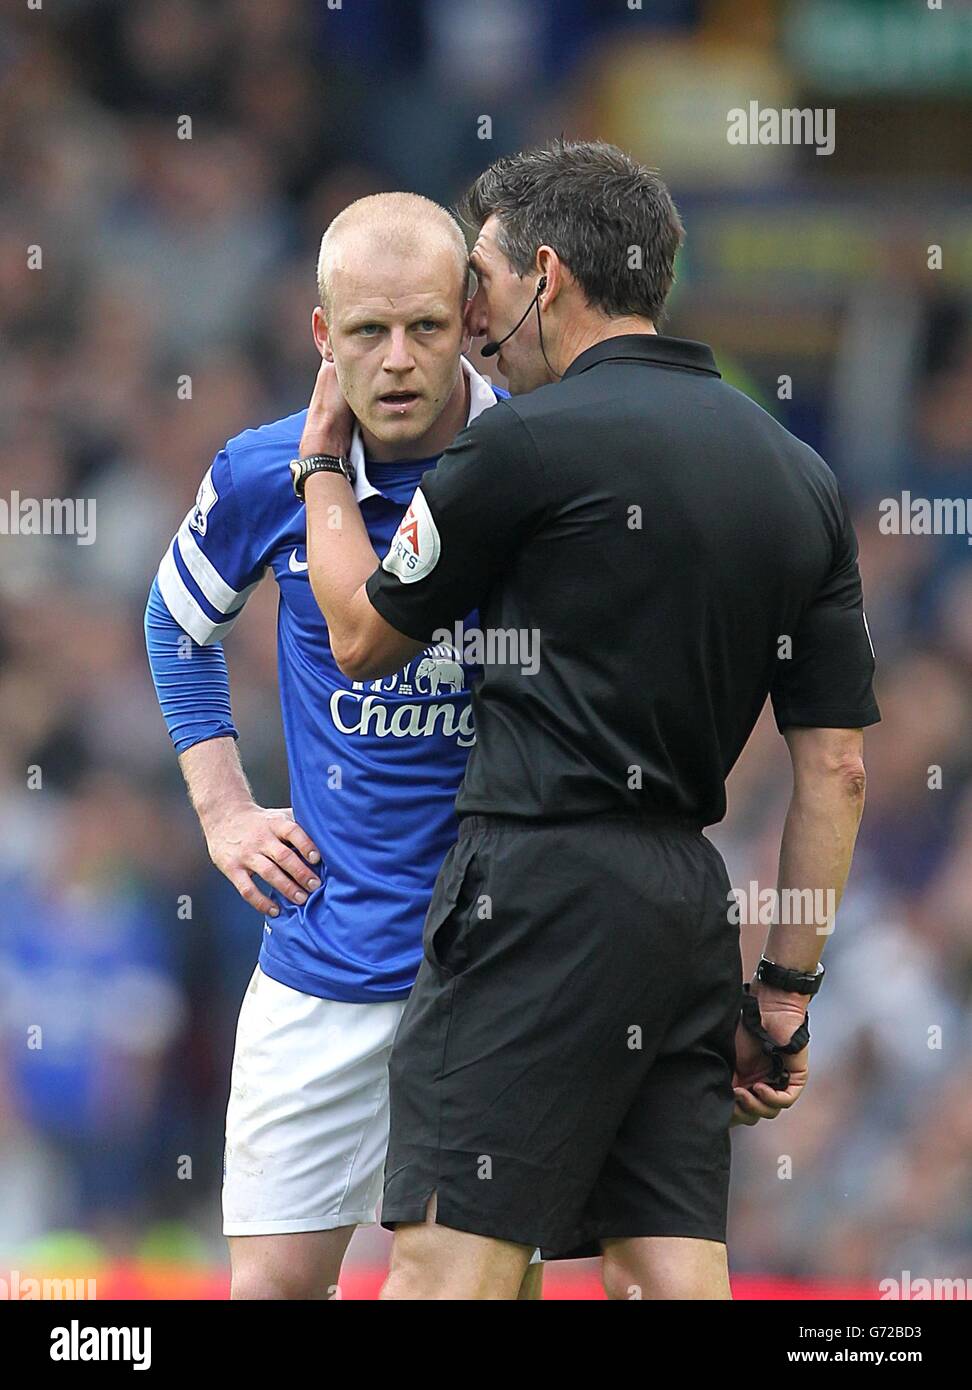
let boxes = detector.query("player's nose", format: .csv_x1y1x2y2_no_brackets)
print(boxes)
382,327,416,372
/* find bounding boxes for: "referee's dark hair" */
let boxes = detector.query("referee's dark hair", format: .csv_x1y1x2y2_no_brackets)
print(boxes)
458,138,685,324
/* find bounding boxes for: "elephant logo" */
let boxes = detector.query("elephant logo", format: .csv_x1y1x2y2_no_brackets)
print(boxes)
413,643,465,696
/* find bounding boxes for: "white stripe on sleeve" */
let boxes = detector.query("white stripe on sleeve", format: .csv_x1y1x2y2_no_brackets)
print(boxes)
176,518,261,615
157,543,243,646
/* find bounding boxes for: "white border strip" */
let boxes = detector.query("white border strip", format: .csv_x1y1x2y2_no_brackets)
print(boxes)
157,544,241,646
177,519,259,615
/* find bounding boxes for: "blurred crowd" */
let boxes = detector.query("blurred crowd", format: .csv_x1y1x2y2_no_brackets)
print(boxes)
1,0,970,1287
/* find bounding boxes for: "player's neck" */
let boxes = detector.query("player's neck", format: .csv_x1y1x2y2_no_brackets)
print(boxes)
360,367,469,464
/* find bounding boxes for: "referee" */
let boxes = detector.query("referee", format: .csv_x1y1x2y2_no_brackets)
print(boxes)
300,139,880,1300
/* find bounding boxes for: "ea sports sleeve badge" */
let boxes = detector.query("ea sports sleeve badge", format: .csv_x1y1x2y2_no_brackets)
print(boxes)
381,487,441,584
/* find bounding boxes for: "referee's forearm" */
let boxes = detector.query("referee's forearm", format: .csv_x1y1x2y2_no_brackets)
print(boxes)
304,469,378,665
764,766,866,976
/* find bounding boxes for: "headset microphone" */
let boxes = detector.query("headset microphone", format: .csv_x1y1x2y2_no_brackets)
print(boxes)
481,276,547,358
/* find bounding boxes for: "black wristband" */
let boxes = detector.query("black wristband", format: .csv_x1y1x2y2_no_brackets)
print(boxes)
756,956,825,997
290,454,355,501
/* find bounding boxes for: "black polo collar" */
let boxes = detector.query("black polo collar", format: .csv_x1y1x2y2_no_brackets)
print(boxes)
563,334,720,380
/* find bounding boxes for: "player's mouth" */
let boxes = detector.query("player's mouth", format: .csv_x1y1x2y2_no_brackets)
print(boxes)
376,391,422,414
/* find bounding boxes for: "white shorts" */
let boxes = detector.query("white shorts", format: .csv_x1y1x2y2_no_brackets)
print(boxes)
222,965,407,1236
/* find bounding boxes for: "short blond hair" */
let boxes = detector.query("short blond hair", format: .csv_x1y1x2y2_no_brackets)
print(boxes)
317,192,469,314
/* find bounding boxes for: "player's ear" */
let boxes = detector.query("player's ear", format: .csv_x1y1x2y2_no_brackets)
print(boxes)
312,306,333,361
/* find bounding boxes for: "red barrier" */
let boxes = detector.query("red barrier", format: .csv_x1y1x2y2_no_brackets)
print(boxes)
62,1263,880,1300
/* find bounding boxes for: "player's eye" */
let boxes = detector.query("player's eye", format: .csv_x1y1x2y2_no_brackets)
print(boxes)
355,324,383,336
414,320,441,333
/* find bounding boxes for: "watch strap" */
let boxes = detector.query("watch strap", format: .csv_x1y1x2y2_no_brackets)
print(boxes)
756,956,825,997
290,454,354,500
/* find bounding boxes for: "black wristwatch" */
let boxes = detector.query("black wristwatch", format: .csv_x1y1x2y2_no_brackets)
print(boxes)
755,957,825,997
290,453,355,501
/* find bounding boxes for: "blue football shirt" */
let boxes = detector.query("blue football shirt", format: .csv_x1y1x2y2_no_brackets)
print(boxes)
155,359,505,1001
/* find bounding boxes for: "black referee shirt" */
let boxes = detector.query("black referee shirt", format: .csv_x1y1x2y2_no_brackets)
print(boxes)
366,335,880,827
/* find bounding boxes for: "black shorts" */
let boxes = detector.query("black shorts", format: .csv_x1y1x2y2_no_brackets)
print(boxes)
380,813,742,1259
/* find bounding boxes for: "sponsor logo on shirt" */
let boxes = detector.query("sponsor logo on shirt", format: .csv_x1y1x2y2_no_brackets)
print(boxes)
329,644,474,746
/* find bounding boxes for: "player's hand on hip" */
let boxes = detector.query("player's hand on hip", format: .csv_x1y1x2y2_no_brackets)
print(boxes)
300,354,354,459
730,991,809,1127
204,803,322,917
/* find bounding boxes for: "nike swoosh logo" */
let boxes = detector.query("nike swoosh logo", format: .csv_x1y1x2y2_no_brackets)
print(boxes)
289,549,309,573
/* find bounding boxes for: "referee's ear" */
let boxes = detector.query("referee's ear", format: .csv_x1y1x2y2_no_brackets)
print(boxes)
535,246,562,304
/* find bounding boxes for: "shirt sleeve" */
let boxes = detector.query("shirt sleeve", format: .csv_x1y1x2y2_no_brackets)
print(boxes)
365,400,545,642
154,447,267,646
144,577,238,753
770,490,881,731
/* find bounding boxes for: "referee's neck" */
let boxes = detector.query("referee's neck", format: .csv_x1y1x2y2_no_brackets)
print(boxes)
557,315,657,376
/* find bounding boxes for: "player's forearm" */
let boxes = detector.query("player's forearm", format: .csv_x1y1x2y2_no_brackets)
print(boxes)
178,736,255,835
763,762,866,976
